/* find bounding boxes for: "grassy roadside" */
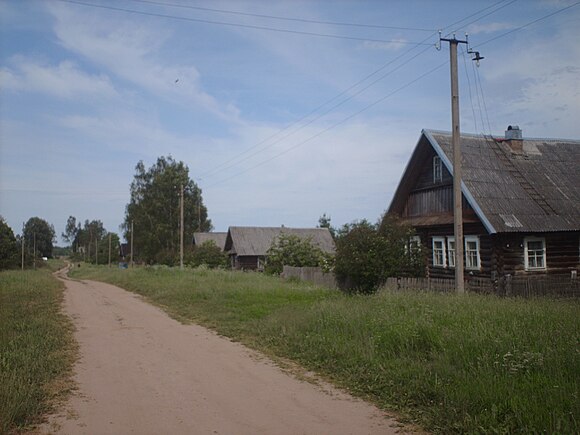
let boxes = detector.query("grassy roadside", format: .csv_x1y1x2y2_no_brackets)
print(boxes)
0,260,76,434
71,265,579,434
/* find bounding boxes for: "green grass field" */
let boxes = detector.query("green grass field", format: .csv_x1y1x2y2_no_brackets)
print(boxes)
71,265,579,434
0,260,76,434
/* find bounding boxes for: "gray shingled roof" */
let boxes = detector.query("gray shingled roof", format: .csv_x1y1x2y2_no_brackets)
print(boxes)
225,227,336,256
424,129,580,233
193,232,227,250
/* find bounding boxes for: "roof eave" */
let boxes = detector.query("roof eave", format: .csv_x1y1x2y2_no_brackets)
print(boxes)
423,129,497,234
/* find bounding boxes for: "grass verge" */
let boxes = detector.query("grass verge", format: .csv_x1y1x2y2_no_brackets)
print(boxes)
0,261,76,434
71,265,579,434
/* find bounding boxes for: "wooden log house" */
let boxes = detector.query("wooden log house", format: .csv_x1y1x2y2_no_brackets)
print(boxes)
388,127,580,289
224,226,336,271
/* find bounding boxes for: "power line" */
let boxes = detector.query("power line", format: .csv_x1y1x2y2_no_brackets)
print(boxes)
205,61,447,189
444,0,517,37
200,1,524,180
200,1,519,179
200,42,435,179
460,45,479,133
125,0,436,32
474,1,580,48
55,0,433,46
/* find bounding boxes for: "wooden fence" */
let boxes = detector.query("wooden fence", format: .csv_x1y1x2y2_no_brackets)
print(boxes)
384,275,580,297
282,266,580,297
281,266,337,289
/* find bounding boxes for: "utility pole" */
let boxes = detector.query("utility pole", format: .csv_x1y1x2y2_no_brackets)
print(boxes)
21,229,24,270
130,220,134,268
33,232,36,270
108,233,112,267
180,184,184,270
440,33,468,294
96,238,98,266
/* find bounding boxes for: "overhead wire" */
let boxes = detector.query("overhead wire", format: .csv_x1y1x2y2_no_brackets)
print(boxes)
204,60,448,189
474,0,580,48
124,0,436,32
200,42,435,179
459,45,479,133
202,0,522,181
55,0,433,46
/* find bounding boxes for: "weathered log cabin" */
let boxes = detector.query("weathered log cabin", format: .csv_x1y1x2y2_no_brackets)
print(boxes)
388,127,580,284
193,232,227,251
224,226,336,271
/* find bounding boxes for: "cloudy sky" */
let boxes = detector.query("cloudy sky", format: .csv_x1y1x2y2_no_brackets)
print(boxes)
1,0,579,243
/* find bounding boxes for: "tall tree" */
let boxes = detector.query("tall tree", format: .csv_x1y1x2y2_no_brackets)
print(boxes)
0,217,20,270
23,217,56,258
62,216,79,247
123,156,212,264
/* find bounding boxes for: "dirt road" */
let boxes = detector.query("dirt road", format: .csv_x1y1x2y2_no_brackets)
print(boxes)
42,271,403,434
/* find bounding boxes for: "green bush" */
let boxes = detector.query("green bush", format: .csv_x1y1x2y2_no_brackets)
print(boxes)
0,217,20,270
334,216,423,294
188,241,228,269
265,234,330,275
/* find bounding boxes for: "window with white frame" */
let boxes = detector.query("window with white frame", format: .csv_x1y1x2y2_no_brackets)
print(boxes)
432,237,446,267
524,237,546,270
433,156,443,183
447,236,456,268
465,236,481,270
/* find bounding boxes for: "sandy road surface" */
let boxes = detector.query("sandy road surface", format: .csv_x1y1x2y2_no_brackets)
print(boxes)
40,270,403,435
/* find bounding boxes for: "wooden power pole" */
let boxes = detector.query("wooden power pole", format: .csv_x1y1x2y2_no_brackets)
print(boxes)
130,220,134,268
440,34,468,294
180,184,184,270
108,233,112,267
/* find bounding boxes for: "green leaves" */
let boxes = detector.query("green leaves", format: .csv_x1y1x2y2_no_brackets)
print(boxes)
265,234,329,275
123,156,212,265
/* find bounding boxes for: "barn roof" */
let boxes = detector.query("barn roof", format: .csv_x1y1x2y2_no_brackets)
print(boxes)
225,227,336,256
389,129,580,234
193,232,227,250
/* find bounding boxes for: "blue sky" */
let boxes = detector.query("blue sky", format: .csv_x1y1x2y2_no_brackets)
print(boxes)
1,0,579,243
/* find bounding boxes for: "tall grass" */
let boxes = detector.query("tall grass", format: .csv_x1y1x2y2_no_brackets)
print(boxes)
72,265,580,434
0,264,75,434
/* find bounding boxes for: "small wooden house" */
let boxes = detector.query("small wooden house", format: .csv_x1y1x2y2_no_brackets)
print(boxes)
388,127,580,285
224,226,336,271
193,232,227,251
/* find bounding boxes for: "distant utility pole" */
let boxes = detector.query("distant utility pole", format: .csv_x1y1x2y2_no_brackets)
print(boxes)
108,233,112,268
180,184,184,270
439,33,468,294
96,238,98,266
21,229,24,270
33,232,36,270
130,220,134,268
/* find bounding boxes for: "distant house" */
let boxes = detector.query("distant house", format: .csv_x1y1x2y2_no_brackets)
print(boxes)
193,232,227,251
388,126,580,284
224,226,336,271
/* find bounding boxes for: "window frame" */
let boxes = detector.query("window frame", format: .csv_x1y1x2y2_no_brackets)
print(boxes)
432,236,446,268
524,237,546,271
433,155,443,183
464,235,481,270
447,236,456,268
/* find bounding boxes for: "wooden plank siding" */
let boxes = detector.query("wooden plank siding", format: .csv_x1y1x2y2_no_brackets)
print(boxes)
495,232,580,278
414,222,492,279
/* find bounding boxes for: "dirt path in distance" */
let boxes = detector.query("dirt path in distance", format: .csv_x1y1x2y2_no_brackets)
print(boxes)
40,271,407,434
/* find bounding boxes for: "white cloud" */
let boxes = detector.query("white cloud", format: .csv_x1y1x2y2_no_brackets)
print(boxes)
362,39,409,51
47,3,239,121
0,57,118,100
466,22,514,35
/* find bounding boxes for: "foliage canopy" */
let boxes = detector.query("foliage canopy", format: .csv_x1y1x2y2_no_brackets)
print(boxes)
123,156,212,265
265,234,331,275
23,217,56,259
0,217,19,270
334,215,423,294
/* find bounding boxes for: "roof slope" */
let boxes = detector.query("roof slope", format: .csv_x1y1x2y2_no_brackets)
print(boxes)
390,129,580,233
193,232,227,250
225,227,336,256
